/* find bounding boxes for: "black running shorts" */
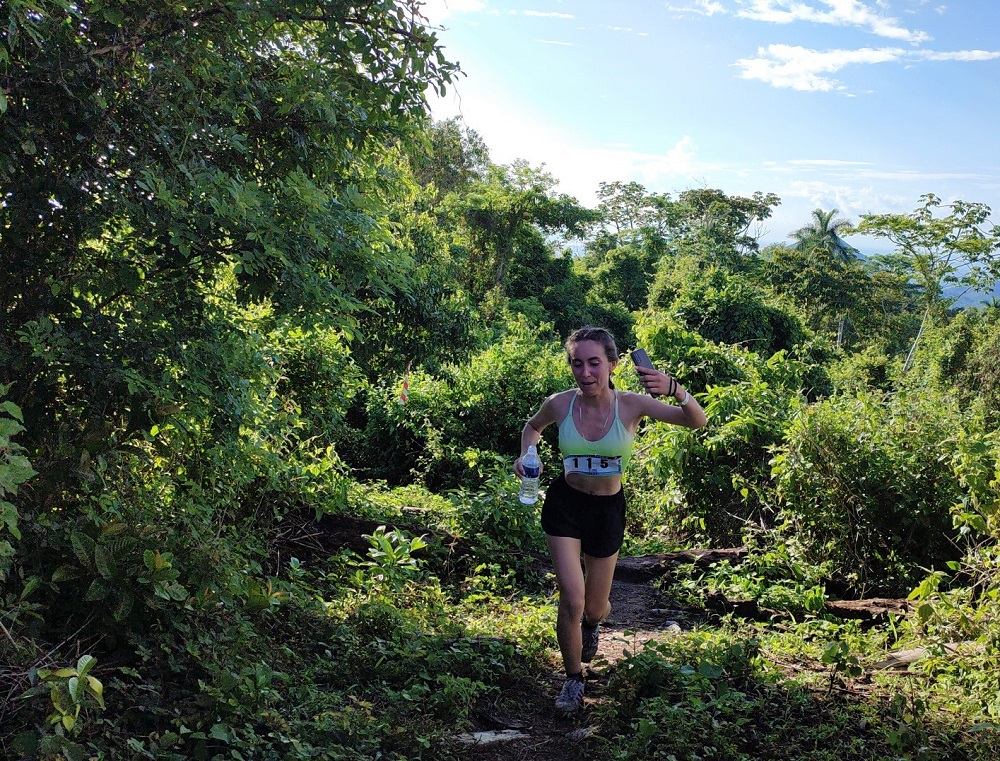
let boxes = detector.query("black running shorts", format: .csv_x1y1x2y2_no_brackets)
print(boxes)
541,474,626,558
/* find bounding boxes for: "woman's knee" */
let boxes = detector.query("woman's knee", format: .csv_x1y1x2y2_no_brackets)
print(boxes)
559,591,586,621
583,600,611,626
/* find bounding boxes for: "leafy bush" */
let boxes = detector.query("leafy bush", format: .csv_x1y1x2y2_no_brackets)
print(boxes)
447,454,547,553
596,633,772,760
273,321,367,445
670,534,830,617
651,259,808,358
826,344,900,394
771,390,965,596
632,313,817,546
357,317,570,488
916,308,1000,431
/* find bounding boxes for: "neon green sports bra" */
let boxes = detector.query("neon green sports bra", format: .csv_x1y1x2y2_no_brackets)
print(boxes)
558,391,635,476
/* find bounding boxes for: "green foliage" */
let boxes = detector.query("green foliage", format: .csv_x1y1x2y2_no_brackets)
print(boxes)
632,312,819,546
634,308,750,390
15,654,106,761
764,242,872,346
949,430,1000,540
26,654,105,734
350,526,429,592
4,3,1000,755
587,242,660,312
272,321,367,444
447,455,547,553
915,308,1000,430
508,242,599,338
693,280,805,356
789,208,859,262
671,536,830,617
357,317,569,488
825,344,900,395
410,117,491,200
445,160,596,306
0,387,35,580
2,0,458,479
671,188,781,260
771,391,965,595
597,634,776,760
594,180,680,243
52,530,188,623
349,149,482,378
821,639,863,693
652,258,810,358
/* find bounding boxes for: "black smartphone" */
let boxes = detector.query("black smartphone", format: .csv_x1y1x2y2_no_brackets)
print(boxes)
630,348,654,370
630,348,659,396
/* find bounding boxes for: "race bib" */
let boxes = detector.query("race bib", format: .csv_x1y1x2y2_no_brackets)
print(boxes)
563,455,623,476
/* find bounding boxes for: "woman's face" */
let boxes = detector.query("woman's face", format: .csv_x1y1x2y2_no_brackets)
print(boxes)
568,340,617,394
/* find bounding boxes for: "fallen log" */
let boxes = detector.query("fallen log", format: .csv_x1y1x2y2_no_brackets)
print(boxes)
872,641,983,670
700,591,912,627
824,598,911,622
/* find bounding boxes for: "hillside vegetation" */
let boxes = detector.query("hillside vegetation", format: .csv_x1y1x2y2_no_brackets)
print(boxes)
3,3,1000,759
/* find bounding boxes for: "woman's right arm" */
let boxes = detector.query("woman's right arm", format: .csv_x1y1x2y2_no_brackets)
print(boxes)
514,394,560,476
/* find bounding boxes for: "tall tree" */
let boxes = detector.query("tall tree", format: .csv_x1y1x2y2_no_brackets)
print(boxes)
0,0,457,484
596,180,652,236
674,188,781,262
856,194,1000,368
790,208,859,262
410,117,491,200
787,209,860,345
765,243,871,347
449,161,596,303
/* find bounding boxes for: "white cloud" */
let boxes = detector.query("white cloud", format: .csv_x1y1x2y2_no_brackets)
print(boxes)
430,77,717,205
920,49,1000,62
785,159,873,167
765,179,911,242
735,0,931,44
784,179,881,213
735,44,904,91
768,159,990,185
537,39,573,46
522,10,574,18
528,137,716,206
735,43,1000,91
665,1,728,15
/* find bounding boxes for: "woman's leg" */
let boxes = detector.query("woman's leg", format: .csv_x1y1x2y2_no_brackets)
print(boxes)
546,534,586,675
582,552,618,626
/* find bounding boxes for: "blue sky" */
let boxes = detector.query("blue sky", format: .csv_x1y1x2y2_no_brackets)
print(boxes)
423,0,1000,250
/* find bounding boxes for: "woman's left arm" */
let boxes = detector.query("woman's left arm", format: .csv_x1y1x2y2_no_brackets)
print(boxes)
631,366,707,429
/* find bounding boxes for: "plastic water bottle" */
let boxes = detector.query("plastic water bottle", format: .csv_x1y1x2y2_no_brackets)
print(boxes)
518,445,541,504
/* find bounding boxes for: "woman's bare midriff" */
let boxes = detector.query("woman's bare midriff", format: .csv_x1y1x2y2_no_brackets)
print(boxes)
565,472,623,496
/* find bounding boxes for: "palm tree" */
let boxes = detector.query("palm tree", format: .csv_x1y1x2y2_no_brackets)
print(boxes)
789,208,860,347
790,208,859,262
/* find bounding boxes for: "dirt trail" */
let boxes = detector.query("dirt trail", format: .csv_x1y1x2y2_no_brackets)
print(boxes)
460,577,702,761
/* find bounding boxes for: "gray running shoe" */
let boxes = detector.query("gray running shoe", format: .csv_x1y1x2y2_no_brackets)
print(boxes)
554,677,585,713
581,622,600,663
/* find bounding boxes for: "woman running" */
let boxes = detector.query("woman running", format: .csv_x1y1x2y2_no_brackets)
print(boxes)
513,326,707,714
